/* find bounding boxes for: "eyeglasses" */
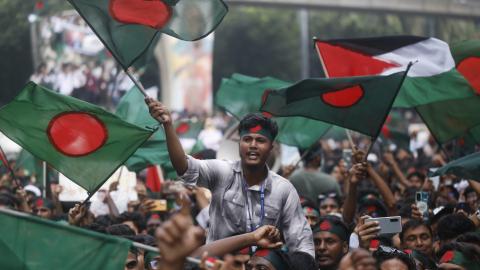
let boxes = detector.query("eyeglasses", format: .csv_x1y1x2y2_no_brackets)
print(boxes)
33,208,49,213
318,193,338,202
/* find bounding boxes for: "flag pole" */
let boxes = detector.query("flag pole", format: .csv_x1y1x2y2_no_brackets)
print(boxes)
42,161,47,198
0,145,22,188
125,68,149,97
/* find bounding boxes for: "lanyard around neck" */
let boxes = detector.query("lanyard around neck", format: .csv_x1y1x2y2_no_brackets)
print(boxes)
243,179,265,232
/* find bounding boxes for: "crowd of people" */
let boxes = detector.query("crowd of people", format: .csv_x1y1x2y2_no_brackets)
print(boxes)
1,96,479,270
30,12,134,109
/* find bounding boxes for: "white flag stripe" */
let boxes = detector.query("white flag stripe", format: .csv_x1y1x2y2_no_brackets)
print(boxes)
378,37,455,77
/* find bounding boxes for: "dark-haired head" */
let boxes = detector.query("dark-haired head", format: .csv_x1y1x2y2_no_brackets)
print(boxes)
437,214,475,246
238,113,278,142
373,246,416,270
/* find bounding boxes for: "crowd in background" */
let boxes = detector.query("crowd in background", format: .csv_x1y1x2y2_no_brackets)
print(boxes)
1,109,480,269
1,7,478,270
30,12,133,109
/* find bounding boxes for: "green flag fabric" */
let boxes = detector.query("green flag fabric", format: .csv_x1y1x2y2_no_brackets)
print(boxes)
115,87,171,172
430,151,480,180
415,40,480,144
216,74,331,148
314,36,480,145
68,0,228,69
0,208,131,270
0,82,152,194
175,119,204,139
260,72,408,138
15,149,41,177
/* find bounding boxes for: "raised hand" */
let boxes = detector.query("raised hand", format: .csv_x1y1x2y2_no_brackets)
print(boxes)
68,203,87,226
145,98,171,125
251,225,282,249
355,216,380,250
156,194,205,266
350,162,368,184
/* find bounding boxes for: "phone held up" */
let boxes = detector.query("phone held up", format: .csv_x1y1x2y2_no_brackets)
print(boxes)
366,216,402,235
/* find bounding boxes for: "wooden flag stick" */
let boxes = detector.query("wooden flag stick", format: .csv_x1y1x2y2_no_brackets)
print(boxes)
126,68,148,97
0,145,22,188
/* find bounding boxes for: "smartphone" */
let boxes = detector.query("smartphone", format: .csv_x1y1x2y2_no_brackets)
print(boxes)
151,199,167,212
343,149,353,168
416,191,429,221
366,216,402,235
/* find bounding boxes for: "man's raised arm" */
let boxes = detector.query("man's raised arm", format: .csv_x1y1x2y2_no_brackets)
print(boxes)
146,98,187,176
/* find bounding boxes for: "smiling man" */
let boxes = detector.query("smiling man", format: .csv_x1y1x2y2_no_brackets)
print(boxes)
147,98,314,259
400,219,434,258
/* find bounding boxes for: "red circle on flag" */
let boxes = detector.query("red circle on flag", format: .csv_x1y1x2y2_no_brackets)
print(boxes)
109,0,172,29
321,85,364,108
457,56,480,94
176,123,190,134
47,112,108,157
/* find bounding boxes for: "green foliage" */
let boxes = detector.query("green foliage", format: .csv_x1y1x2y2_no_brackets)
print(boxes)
213,6,302,91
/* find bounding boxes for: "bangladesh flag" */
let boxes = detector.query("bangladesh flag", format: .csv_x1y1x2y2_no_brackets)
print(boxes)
68,0,228,69
260,71,408,138
314,36,474,108
115,87,171,172
429,151,480,181
175,118,204,139
379,113,410,150
216,73,331,148
0,208,131,270
0,82,153,195
451,39,480,94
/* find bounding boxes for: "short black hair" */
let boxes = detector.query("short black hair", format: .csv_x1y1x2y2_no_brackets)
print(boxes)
437,213,476,242
464,186,476,196
238,113,278,140
300,142,322,165
455,232,480,247
289,251,317,270
374,246,416,270
116,212,147,233
400,219,432,243
106,224,136,236
406,171,426,182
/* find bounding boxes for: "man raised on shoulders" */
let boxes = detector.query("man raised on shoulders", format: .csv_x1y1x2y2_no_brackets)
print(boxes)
147,98,315,259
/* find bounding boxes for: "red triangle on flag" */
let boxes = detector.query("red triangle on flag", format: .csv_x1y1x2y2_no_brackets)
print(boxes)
146,165,163,192
316,41,400,77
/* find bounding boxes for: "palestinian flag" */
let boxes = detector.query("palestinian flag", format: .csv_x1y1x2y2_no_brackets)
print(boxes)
216,73,331,148
115,87,171,172
429,151,480,181
315,36,480,144
0,209,131,270
314,36,474,108
68,0,228,69
414,40,480,143
0,82,152,195
260,71,408,138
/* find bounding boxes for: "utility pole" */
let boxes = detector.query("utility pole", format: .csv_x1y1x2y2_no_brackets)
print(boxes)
298,8,309,79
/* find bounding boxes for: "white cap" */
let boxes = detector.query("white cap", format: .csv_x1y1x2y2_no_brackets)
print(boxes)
24,184,41,197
